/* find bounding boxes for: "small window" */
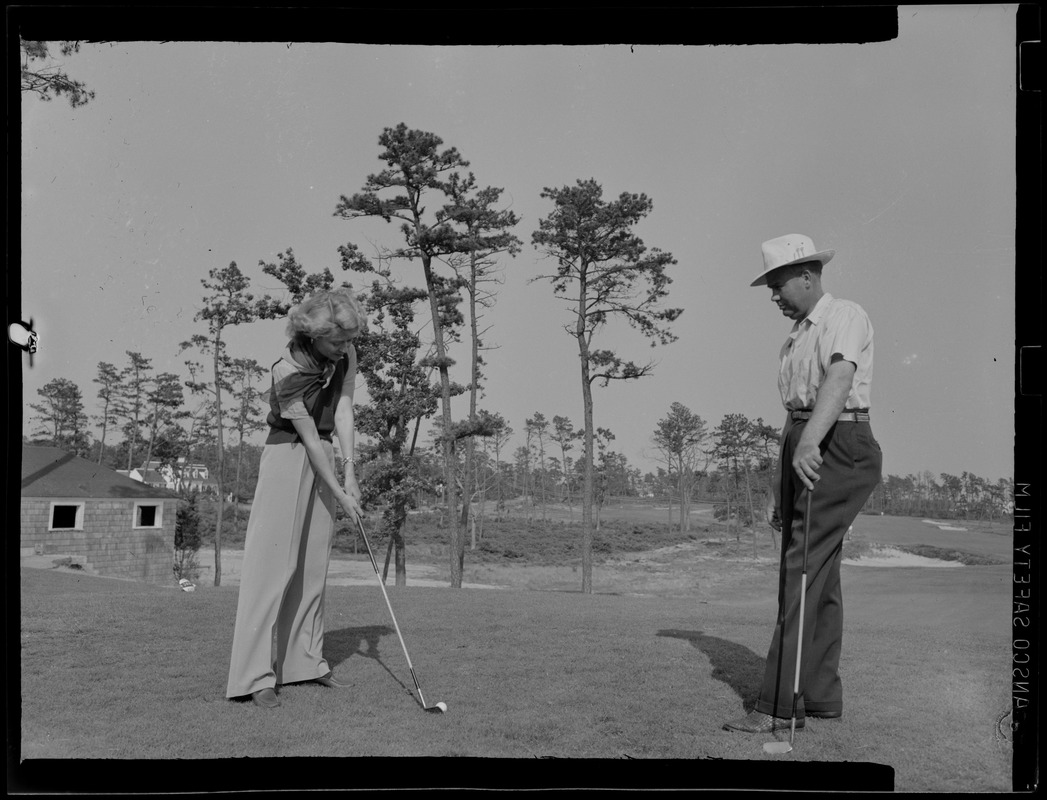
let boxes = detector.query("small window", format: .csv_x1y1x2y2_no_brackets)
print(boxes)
49,502,84,531
134,502,162,529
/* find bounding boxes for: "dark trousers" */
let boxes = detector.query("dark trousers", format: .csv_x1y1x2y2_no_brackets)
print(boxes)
755,417,882,718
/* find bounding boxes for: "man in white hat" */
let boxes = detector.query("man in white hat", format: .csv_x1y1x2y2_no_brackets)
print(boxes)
723,234,883,734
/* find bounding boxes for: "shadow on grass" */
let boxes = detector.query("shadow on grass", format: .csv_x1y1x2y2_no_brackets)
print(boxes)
658,629,765,712
324,624,415,695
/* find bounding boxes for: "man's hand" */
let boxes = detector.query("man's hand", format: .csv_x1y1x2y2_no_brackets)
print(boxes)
792,441,823,491
791,358,854,491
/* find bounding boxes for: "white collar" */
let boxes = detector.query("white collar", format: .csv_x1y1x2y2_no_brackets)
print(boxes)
795,292,834,330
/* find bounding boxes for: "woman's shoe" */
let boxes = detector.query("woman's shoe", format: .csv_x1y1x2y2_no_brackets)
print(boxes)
313,671,350,688
251,687,281,708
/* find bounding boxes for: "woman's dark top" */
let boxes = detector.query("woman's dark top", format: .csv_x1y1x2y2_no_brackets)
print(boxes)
265,338,350,445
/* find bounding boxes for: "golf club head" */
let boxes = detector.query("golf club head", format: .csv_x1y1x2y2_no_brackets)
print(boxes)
425,701,447,714
763,740,793,754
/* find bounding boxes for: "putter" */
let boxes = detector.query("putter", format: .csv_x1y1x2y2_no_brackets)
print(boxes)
355,516,447,714
764,487,812,755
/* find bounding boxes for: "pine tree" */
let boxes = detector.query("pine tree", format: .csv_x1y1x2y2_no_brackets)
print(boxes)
532,178,681,592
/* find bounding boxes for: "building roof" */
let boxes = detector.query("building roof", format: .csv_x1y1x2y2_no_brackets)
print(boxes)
21,446,181,500
138,469,169,485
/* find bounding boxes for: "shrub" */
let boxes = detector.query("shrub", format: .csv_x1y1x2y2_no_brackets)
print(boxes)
174,493,203,581
713,504,754,527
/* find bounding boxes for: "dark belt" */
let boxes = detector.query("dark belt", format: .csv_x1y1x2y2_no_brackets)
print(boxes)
790,408,870,423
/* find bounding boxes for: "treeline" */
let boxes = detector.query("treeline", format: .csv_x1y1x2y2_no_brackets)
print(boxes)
26,369,1013,571
25,355,1014,539
461,403,1013,533
862,471,1013,522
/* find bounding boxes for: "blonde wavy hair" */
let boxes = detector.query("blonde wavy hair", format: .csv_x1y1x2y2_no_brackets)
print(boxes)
285,287,367,341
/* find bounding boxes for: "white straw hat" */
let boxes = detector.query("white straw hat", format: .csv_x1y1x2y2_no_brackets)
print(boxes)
750,234,835,287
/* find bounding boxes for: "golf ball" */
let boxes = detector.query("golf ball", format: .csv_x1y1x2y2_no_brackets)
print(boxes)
436,702,448,712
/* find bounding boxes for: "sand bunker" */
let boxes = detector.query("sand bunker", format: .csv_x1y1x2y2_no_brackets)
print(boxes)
842,546,963,568
921,519,969,532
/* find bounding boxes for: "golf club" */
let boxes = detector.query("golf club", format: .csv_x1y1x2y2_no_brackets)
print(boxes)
355,515,447,714
763,487,812,755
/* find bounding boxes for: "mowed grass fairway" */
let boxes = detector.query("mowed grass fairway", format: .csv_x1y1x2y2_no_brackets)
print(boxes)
16,511,1012,792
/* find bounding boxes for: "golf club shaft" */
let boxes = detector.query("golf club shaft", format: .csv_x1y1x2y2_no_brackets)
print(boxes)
356,517,429,708
789,488,813,744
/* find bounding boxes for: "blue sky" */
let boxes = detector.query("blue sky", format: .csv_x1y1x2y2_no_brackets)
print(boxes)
19,5,1017,482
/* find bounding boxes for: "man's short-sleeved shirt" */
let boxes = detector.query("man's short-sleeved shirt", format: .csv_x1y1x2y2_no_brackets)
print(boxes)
778,293,873,411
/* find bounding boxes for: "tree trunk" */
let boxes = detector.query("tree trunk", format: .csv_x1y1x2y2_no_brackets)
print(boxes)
232,434,245,540
382,535,394,583
725,483,735,542
565,478,574,518
681,489,688,534
144,406,159,472
126,395,143,471
667,489,673,531
380,514,407,588
684,477,692,533
211,340,225,587
677,458,687,533
742,464,757,558
537,439,547,529
390,491,409,586
578,352,594,594
98,400,109,465
395,527,406,587
126,424,136,470
423,259,464,588
460,297,477,551
461,253,481,555
493,440,504,519
461,444,474,550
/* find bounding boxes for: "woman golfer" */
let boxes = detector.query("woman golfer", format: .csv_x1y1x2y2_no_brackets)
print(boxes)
226,287,365,708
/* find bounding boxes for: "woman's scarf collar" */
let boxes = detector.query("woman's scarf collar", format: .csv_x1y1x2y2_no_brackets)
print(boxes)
272,338,339,410
287,338,338,384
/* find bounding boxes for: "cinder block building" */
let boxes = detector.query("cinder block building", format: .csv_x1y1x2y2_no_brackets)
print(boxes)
20,445,180,584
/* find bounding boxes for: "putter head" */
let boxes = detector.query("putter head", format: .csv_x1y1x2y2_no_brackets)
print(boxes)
425,701,447,714
763,740,793,754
